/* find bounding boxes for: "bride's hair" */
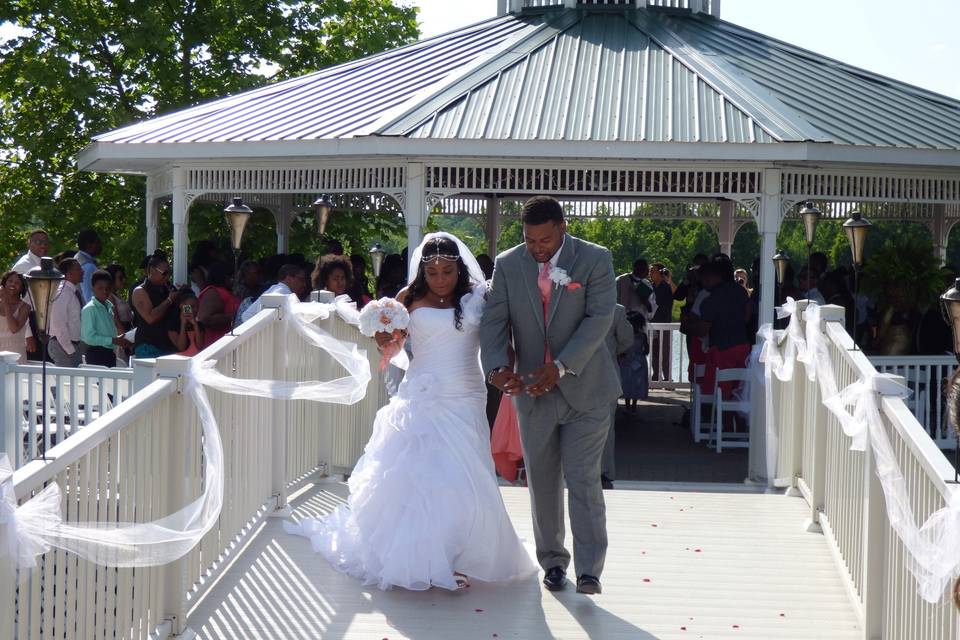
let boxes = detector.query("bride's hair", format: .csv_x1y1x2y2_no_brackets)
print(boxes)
405,236,472,330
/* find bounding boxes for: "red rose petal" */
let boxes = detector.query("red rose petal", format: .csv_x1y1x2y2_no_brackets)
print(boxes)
475,609,484,613
694,549,702,553
779,613,786,617
651,524,658,527
642,578,651,583
680,627,687,631
733,624,740,629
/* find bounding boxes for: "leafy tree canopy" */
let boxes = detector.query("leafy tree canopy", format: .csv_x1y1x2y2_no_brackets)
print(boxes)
0,0,419,273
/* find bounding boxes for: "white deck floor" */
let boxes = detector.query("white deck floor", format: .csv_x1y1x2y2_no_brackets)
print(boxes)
185,482,860,639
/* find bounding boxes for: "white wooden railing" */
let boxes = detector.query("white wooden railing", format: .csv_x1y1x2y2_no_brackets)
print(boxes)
760,300,960,639
869,355,958,449
646,322,689,390
0,355,135,468
1,295,387,639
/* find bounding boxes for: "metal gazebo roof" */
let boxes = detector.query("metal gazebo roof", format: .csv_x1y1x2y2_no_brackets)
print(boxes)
87,3,960,154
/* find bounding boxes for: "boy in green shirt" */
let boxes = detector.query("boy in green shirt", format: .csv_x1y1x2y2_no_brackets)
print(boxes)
81,270,130,367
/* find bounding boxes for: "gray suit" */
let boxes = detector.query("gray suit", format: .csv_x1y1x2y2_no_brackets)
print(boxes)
480,234,619,579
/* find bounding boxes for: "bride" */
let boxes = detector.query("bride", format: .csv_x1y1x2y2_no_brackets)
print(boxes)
286,233,536,591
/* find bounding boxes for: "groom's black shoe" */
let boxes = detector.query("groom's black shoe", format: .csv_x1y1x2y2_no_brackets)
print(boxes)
543,567,567,591
576,575,602,595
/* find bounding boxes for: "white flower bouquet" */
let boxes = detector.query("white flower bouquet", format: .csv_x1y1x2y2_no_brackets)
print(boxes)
358,298,411,371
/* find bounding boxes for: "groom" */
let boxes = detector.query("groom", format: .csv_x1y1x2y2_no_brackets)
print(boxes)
481,195,620,595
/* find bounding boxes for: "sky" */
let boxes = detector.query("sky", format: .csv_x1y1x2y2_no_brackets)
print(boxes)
408,0,960,100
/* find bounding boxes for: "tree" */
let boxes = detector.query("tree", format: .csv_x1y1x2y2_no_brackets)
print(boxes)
0,0,419,272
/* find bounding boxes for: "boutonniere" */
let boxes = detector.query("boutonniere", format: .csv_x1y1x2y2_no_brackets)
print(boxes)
548,267,582,291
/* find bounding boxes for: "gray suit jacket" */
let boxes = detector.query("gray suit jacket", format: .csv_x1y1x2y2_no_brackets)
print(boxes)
480,235,621,415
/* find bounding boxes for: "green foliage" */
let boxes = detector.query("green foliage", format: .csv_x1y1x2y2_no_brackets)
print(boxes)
861,231,943,313
0,0,419,271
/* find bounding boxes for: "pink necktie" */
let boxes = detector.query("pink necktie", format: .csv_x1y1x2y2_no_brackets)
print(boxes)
538,262,552,363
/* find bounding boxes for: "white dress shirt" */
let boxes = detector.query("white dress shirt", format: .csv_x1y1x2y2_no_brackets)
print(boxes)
240,282,293,323
12,250,41,275
48,280,83,354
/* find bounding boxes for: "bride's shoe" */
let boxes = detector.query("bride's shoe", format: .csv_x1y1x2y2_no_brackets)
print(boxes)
454,573,470,589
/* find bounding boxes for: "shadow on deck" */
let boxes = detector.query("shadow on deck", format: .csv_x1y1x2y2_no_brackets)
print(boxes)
615,390,749,485
184,482,859,640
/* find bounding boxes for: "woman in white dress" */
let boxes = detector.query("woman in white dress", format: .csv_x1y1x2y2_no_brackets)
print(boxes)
0,271,32,363
287,233,536,591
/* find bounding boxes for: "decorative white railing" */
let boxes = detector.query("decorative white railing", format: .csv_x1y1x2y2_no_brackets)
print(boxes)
646,322,690,390
869,355,958,449
760,300,960,639
1,295,387,639
0,355,135,468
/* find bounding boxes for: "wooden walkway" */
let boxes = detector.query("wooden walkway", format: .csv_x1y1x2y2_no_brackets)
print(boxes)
184,481,860,639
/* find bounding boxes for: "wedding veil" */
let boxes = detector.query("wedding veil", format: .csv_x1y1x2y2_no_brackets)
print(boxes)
406,232,487,287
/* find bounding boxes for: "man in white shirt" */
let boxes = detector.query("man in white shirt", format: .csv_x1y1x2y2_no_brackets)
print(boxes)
47,258,84,367
240,264,307,323
12,229,50,274
75,229,103,304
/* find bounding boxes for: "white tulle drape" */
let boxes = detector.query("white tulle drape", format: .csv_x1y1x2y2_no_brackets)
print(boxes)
2,295,370,569
756,299,960,603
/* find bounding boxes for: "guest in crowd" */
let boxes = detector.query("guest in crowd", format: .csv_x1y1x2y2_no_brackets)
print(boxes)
12,229,49,275
616,258,657,320
322,239,345,256
810,252,829,280
819,269,856,337
197,261,239,349
234,260,265,323
312,254,353,297
348,254,372,308
75,229,102,304
131,254,179,358
48,258,84,367
649,262,675,382
189,262,208,296
240,264,307,323
798,266,825,304
734,268,750,292
688,257,751,399
81,270,130,367
106,264,134,328
603,303,634,489
673,253,709,303
170,288,203,356
375,254,406,299
0,271,31,363
191,240,220,271
619,309,650,414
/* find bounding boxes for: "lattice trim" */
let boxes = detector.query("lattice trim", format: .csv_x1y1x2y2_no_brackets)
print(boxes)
186,166,406,194
425,165,762,198
782,171,960,204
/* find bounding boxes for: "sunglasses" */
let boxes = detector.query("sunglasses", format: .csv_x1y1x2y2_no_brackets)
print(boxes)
153,267,170,277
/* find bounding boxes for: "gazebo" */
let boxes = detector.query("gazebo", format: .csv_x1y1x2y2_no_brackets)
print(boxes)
78,0,960,326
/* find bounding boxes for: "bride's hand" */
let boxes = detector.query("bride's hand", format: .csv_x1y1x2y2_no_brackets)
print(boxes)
374,331,395,348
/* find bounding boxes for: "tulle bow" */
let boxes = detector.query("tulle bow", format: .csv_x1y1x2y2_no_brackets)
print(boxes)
0,454,62,570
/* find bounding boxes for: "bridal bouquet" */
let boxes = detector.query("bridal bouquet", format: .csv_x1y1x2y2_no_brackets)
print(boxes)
358,297,410,370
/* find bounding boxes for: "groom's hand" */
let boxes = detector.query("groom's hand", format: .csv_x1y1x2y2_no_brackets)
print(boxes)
491,369,525,396
525,363,560,397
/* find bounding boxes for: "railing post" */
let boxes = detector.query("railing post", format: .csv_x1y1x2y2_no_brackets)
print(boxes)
0,352,19,464
803,305,846,532
787,301,810,490
155,355,193,637
131,357,159,393
260,294,292,515
860,377,898,640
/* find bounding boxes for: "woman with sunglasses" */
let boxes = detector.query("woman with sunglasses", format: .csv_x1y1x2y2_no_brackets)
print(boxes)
131,253,179,358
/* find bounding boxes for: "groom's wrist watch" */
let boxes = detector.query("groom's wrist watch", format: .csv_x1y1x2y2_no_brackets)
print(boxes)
553,360,567,379
487,366,508,383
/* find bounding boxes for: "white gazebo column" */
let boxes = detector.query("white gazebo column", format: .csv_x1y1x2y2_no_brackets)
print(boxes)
272,199,297,254
404,162,427,251
171,168,190,285
931,204,948,265
717,200,736,257
757,168,782,328
485,197,500,257
145,176,159,254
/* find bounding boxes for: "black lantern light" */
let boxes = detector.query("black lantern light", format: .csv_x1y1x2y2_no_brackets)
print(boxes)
772,249,790,286
800,201,822,266
369,243,386,279
224,197,253,334
843,211,871,349
313,194,335,236
25,257,64,460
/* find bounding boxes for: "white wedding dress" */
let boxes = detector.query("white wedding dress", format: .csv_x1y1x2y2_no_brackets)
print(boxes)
286,291,536,591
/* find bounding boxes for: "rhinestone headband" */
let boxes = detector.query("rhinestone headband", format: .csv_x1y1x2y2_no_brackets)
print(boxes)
420,237,459,263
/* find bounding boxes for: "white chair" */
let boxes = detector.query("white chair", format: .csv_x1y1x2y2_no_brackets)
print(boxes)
690,364,713,443
711,368,751,452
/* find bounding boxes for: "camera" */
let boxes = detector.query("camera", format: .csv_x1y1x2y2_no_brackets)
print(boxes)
183,304,193,315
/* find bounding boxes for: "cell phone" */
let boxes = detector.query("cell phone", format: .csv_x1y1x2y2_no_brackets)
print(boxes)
183,304,193,315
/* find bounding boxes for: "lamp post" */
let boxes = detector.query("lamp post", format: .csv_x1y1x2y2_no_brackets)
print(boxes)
313,194,335,237
843,211,872,349
772,249,790,326
800,201,822,268
369,243,386,279
224,197,252,334
25,257,64,460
